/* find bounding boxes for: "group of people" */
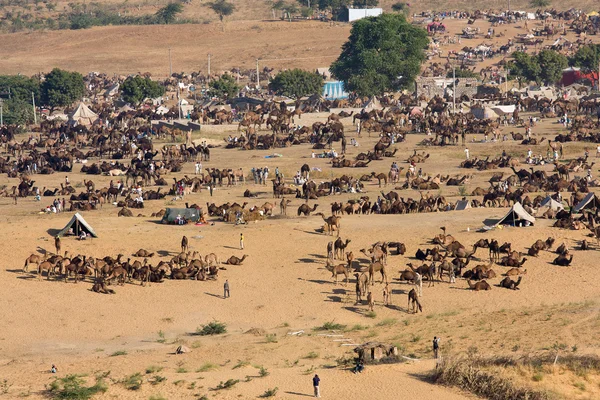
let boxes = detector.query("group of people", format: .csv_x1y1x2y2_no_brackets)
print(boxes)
250,166,270,185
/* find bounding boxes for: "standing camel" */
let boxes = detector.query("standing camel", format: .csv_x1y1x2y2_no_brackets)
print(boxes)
55,236,61,255
316,213,341,236
181,235,188,253
280,198,291,215
408,289,422,313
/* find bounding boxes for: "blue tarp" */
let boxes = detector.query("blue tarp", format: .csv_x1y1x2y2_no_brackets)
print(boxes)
323,81,349,100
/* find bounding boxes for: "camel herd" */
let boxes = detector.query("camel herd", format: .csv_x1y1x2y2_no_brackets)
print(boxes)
20,236,247,293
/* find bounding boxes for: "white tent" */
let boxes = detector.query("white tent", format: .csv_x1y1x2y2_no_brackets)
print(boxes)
539,196,564,210
494,202,535,227
69,102,99,126
57,213,98,238
364,96,382,110
573,193,600,213
472,107,499,120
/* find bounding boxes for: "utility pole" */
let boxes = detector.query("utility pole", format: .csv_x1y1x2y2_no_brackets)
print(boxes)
256,59,260,89
507,0,510,12
32,91,37,125
168,48,173,77
505,68,509,93
207,53,212,82
452,66,456,114
0,99,3,126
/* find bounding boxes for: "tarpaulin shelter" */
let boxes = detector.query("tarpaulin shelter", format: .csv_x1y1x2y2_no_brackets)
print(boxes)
573,193,600,213
540,196,564,210
57,213,98,238
161,208,201,224
454,200,472,211
472,107,499,120
494,202,535,227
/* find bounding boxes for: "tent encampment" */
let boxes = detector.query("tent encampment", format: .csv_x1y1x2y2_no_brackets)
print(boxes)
454,199,472,211
539,196,564,210
69,102,99,127
161,208,201,224
573,193,600,213
57,213,98,238
472,106,499,120
494,202,535,227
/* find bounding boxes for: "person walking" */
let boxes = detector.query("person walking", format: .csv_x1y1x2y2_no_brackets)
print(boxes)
464,147,470,160
433,336,441,359
312,374,320,398
239,233,244,250
209,182,214,197
224,279,230,299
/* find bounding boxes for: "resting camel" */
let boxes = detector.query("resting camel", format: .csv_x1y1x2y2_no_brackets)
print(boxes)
407,289,422,313
316,213,341,236
223,255,248,265
181,236,189,253
297,203,319,216
499,276,522,290
552,254,573,266
325,259,349,285
92,277,115,294
134,249,154,257
505,268,527,277
467,280,491,291
23,253,43,272
118,207,133,217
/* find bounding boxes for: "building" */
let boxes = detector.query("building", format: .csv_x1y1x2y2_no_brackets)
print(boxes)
415,77,478,100
340,7,383,22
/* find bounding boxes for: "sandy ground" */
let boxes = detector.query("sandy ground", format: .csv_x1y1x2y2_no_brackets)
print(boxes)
1,110,600,399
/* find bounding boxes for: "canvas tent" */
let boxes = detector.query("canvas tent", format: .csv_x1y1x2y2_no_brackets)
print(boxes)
364,96,382,110
472,106,499,120
573,193,600,213
454,199,472,211
539,196,564,210
494,202,535,227
69,102,99,126
57,213,98,238
161,208,201,224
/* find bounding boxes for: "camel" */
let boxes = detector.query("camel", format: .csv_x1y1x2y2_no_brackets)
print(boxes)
399,269,418,283
280,198,291,215
499,276,522,290
346,251,355,269
334,238,351,259
467,280,491,291
552,254,573,266
223,255,248,265
92,277,115,294
204,253,220,266
55,236,61,255
181,236,188,253
407,289,422,313
325,259,350,285
297,203,318,216
133,249,154,257
326,241,334,259
407,262,435,287
316,213,341,236
23,253,43,272
354,272,368,301
505,268,527,277
118,207,133,217
37,259,61,280
367,261,387,285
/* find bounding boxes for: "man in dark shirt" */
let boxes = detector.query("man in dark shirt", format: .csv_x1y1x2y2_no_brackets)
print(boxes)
312,374,320,398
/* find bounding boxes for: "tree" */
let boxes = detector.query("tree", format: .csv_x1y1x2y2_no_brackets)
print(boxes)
209,74,239,98
269,69,324,98
391,2,408,13
205,0,235,22
0,75,40,124
537,49,567,85
121,76,165,105
40,68,84,110
508,51,541,86
155,2,184,24
330,13,428,96
569,44,600,72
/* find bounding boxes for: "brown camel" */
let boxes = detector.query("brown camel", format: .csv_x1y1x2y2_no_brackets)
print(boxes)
223,255,248,265
38,259,61,280
92,277,115,294
204,252,220,266
467,280,491,291
325,259,350,285
133,249,154,257
23,253,43,273
118,207,133,217
297,203,319,216
499,276,522,290
280,198,291,215
334,238,351,259
408,289,422,313
181,236,189,253
367,261,387,285
55,236,61,255
505,268,527,276
316,213,341,236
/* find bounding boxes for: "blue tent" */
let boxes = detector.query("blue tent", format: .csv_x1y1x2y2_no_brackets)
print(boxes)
323,81,349,100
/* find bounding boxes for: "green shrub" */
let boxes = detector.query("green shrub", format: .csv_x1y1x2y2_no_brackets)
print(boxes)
47,375,107,399
211,379,239,390
123,373,143,390
195,321,227,336
313,321,347,331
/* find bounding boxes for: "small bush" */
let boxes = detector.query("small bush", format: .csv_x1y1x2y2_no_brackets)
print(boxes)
376,318,397,327
258,366,269,377
195,321,227,336
123,373,143,390
411,335,421,343
149,395,167,400
211,379,239,390
304,352,319,359
110,350,127,357
313,321,347,331
48,375,107,399
265,334,278,343
530,0,551,6
260,387,279,397
146,366,163,374
157,330,166,343
458,186,468,196
573,382,586,391
365,311,377,319
176,367,188,373
532,373,544,382
196,362,218,372
232,360,250,370
150,375,167,385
